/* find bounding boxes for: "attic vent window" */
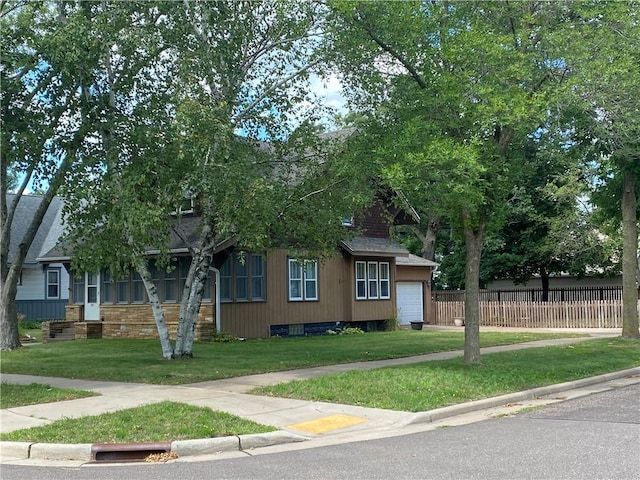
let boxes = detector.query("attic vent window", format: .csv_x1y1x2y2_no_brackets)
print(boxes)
172,195,194,215
341,216,354,227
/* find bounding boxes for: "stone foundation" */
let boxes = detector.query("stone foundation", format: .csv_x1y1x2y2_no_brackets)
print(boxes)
65,305,83,322
55,302,215,341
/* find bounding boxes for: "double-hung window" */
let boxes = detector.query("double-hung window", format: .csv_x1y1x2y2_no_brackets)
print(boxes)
355,261,390,300
288,259,318,301
46,269,60,299
116,275,129,303
73,274,84,304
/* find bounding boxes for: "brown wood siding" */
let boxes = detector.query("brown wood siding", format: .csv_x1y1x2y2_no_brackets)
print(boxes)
217,251,433,337
350,256,396,322
220,302,270,338
218,249,352,337
396,265,432,282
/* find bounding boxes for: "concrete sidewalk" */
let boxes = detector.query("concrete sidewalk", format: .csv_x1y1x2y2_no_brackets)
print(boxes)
2,330,638,465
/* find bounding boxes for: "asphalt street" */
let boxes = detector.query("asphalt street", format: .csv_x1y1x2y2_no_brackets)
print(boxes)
3,381,638,480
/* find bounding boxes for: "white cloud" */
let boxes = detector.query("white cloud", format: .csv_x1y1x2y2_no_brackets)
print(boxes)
309,73,347,114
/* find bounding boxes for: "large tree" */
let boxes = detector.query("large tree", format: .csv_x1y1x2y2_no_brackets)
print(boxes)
59,1,370,359
564,1,640,338
1,1,122,350
327,1,568,363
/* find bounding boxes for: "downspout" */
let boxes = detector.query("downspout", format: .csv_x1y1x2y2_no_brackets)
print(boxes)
211,267,221,333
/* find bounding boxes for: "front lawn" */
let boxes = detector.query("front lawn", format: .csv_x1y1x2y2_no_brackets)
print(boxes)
0,383,97,409
252,338,640,412
0,331,582,385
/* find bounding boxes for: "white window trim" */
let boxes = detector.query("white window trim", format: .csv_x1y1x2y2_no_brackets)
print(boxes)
356,261,367,300
355,261,391,300
46,268,60,299
288,258,318,301
379,262,390,299
367,261,379,299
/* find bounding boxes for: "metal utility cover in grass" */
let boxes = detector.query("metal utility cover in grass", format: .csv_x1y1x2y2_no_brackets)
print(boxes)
287,414,368,434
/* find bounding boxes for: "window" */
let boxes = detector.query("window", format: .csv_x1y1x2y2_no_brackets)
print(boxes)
73,275,84,304
219,252,265,303
116,275,129,303
235,255,248,301
219,258,232,301
288,259,318,301
379,262,390,299
46,269,60,299
251,253,264,300
355,261,390,300
149,263,160,299
172,194,195,215
356,261,367,299
368,262,379,299
132,271,145,303
101,271,113,303
164,267,177,302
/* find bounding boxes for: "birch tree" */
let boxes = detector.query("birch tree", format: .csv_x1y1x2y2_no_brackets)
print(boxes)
61,1,368,359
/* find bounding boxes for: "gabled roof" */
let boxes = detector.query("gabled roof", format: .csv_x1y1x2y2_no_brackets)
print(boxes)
340,236,409,257
6,194,65,267
38,213,236,262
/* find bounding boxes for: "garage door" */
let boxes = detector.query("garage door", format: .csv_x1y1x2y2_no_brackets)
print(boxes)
396,282,423,325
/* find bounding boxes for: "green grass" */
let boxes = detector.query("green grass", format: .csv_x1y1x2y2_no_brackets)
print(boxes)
0,401,276,443
0,331,582,385
252,338,640,412
0,383,97,409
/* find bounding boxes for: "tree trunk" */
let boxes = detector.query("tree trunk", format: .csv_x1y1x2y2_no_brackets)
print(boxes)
540,266,550,303
0,274,20,350
174,252,211,357
423,217,440,262
463,214,486,365
411,216,440,262
135,259,175,359
621,168,640,338
1,167,72,350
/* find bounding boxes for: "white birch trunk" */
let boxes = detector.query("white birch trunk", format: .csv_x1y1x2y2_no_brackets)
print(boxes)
174,252,211,357
135,259,174,359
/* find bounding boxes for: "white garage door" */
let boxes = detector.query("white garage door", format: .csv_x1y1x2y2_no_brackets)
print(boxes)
396,282,423,325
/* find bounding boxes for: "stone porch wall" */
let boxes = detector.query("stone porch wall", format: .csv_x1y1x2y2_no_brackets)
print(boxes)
61,302,215,341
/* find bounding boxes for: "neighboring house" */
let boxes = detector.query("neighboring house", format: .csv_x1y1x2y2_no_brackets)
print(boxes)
6,194,69,321
40,192,437,339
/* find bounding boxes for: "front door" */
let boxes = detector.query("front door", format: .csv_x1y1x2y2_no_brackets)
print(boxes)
85,272,100,320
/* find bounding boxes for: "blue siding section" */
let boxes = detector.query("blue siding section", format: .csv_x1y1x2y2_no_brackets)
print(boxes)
15,299,67,321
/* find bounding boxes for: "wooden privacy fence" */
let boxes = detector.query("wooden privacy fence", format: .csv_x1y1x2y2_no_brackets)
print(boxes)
434,300,625,328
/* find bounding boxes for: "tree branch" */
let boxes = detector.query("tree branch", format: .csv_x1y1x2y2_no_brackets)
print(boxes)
356,15,427,90
232,58,322,122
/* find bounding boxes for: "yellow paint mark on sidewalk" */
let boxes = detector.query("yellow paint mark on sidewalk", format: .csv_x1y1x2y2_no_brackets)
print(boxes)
287,414,368,434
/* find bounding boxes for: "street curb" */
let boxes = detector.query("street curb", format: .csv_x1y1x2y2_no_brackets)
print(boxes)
1,367,637,463
0,430,308,462
403,367,640,426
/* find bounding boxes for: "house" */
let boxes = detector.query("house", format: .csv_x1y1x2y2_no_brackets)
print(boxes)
5,194,69,321
39,191,437,340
